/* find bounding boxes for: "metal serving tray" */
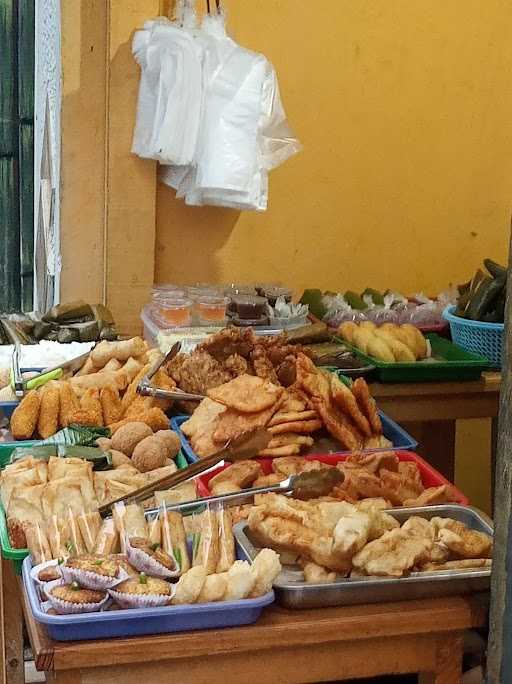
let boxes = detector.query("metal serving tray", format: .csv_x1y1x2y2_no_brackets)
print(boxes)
234,504,492,609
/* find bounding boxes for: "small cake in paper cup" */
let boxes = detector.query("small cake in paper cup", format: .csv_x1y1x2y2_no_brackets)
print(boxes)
109,573,173,609
46,580,109,615
125,536,180,579
30,560,63,587
61,554,129,590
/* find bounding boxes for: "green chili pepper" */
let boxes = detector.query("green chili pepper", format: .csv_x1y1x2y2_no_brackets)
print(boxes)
139,572,148,585
71,581,80,591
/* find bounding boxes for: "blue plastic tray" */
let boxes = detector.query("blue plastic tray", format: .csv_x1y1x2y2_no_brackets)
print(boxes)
22,550,274,641
171,412,418,464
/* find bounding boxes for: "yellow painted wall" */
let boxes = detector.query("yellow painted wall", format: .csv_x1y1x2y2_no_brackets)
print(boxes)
155,0,512,294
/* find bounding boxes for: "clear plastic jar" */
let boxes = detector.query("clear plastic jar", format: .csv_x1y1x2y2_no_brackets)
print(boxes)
196,295,229,326
152,297,193,327
230,294,268,323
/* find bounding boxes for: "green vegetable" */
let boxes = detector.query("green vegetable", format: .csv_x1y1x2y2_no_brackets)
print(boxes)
58,558,65,565
299,289,328,319
150,543,160,551
139,572,148,585
344,291,367,310
94,559,103,566
361,288,384,305
65,541,76,554
71,581,80,591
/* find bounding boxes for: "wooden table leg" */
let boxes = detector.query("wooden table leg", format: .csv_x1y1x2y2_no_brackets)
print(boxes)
419,633,464,684
2,559,24,684
403,420,456,481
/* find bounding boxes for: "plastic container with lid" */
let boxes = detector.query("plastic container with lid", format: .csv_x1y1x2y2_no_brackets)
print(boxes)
264,286,293,307
152,283,187,298
151,296,193,328
230,294,268,325
196,295,229,326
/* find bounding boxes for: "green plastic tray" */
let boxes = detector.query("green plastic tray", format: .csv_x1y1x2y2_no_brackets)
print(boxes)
0,449,189,574
340,334,490,383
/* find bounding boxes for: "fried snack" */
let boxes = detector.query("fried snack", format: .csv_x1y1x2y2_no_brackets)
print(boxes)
100,387,123,425
253,473,287,487
301,560,336,584
209,461,262,491
181,397,226,458
109,408,169,435
431,518,492,559
151,367,176,412
367,336,395,362
403,485,459,507
90,337,146,367
70,372,122,395
11,391,41,440
267,419,322,435
312,398,363,450
172,566,207,604
272,457,327,476
401,324,428,359
268,410,319,427
352,527,432,577
197,573,228,603
295,353,330,401
352,377,382,434
351,327,373,354
249,548,282,597
75,357,97,376
224,560,257,600
132,435,168,472
388,339,416,363
121,364,150,414
124,395,155,419
93,518,119,554
207,374,283,413
259,445,302,457
338,321,358,344
267,434,314,448
329,375,371,437
58,382,80,428
213,401,281,444
79,388,103,426
102,358,122,372
36,384,60,439
210,481,242,496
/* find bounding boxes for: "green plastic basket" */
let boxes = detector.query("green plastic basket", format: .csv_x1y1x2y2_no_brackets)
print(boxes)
340,333,490,383
0,449,190,575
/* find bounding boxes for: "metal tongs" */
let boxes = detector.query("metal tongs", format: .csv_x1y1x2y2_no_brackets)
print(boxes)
99,426,273,516
136,341,205,402
11,348,92,398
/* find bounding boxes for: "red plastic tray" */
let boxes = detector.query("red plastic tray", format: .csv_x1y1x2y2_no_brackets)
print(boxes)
199,451,469,505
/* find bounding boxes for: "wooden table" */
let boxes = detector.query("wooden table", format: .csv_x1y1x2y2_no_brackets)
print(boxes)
371,372,501,481
20,578,487,684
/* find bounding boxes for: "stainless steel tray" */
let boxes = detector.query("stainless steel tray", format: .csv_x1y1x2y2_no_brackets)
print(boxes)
233,504,492,609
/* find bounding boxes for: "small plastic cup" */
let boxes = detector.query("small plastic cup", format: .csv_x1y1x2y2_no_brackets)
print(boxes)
152,297,193,327
196,295,229,326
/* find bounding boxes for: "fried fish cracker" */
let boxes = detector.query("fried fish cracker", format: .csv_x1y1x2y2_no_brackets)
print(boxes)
352,377,382,435
267,419,323,435
213,404,278,443
311,397,363,451
207,374,283,413
329,375,371,438
124,395,155,419
100,386,123,425
268,434,314,448
58,381,80,428
258,444,302,457
268,410,318,427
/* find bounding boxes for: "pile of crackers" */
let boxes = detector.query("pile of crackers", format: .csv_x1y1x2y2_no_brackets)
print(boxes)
181,355,391,458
